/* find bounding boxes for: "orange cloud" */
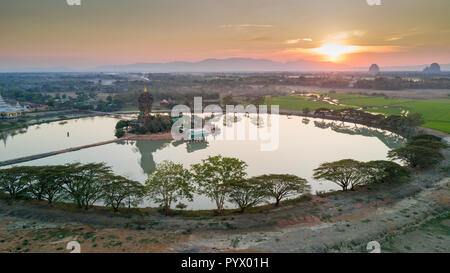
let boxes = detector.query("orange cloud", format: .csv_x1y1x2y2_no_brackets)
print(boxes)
282,44,403,62
285,38,313,44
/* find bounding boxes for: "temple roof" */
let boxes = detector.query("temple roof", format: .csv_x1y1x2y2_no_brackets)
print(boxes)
0,95,23,113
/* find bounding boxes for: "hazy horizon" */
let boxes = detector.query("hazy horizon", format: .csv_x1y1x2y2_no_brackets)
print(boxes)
1,57,449,73
1,0,449,71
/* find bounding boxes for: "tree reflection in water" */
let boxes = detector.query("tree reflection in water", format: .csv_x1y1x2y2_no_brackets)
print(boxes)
133,140,171,173
0,128,28,147
131,139,211,174
313,120,405,149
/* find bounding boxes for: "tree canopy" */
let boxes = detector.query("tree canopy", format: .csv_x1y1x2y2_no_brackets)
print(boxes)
252,174,310,206
0,166,33,199
313,159,370,191
146,161,192,216
191,155,247,214
228,179,269,212
103,175,145,212
28,165,69,204
62,163,111,210
388,134,446,169
364,160,410,184
0,163,148,212
314,158,411,191
388,145,444,169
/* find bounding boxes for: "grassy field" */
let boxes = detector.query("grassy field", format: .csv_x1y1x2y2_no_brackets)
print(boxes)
264,95,346,111
368,100,450,133
265,94,450,134
327,93,410,107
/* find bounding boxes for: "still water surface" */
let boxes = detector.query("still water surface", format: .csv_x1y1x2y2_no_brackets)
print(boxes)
0,115,404,209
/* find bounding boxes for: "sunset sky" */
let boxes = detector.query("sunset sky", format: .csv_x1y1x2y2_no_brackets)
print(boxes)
1,0,449,69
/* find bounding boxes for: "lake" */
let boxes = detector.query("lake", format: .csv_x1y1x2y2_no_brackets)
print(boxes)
0,114,404,209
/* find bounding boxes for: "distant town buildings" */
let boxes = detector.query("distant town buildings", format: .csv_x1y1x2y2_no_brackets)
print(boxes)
0,95,25,119
369,64,380,74
423,63,441,73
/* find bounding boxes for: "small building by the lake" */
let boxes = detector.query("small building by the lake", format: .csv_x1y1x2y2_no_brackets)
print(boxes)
0,95,24,120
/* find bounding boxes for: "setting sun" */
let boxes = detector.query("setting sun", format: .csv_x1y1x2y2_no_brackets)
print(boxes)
310,43,360,62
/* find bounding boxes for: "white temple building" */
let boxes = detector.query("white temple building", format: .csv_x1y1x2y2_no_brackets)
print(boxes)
0,95,24,119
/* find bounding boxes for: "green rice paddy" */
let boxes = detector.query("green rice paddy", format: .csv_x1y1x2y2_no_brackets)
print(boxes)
265,94,450,134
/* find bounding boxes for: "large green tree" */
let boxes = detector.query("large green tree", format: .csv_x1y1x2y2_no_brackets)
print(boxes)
407,139,447,150
405,112,425,127
228,179,268,212
191,156,247,214
364,160,410,183
388,134,446,169
313,159,370,191
388,145,444,169
0,167,32,199
21,166,44,200
146,161,192,216
103,175,145,212
334,108,359,122
62,163,111,210
252,174,310,206
28,166,68,204
314,108,333,119
115,120,130,130
410,134,442,142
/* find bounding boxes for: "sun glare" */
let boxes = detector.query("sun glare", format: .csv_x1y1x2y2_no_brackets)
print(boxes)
311,43,360,62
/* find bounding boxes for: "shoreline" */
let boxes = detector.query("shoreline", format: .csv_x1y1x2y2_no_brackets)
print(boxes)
0,116,448,252
0,147,448,253
3,109,449,138
0,110,101,132
1,111,448,168
124,131,174,141
279,109,450,138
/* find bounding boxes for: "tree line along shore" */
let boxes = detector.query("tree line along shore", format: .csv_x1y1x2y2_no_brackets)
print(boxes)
0,134,446,217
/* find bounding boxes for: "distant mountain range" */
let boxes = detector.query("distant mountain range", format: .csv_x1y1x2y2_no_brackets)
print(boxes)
0,66,74,73
1,58,449,72
96,58,450,73
95,58,351,73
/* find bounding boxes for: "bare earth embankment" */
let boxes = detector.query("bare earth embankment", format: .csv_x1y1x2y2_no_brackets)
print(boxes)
0,139,448,253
